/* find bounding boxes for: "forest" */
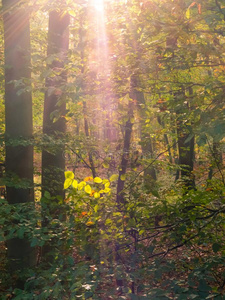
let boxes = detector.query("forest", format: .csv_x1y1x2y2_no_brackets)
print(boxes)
0,0,225,299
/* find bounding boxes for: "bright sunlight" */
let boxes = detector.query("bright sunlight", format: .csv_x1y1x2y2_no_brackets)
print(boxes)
93,0,104,11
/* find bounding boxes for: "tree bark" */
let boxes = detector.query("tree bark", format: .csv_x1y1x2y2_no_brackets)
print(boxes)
3,0,35,287
176,113,195,190
131,75,157,191
41,11,70,260
116,77,135,206
42,11,70,199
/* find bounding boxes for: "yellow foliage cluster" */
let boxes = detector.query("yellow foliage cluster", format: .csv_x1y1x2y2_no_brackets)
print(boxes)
64,171,111,199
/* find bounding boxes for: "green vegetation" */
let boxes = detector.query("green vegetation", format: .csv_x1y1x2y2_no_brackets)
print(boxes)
0,0,225,299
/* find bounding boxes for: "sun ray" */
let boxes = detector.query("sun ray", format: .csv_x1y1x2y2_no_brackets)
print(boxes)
93,0,104,12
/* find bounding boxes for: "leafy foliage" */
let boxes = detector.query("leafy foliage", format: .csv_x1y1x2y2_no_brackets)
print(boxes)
1,0,225,298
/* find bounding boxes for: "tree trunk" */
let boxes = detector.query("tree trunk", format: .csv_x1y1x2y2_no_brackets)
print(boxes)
3,0,35,288
116,77,135,206
83,101,97,178
208,139,223,181
116,113,133,206
41,11,70,260
131,75,157,191
42,11,70,199
177,115,195,190
157,116,173,164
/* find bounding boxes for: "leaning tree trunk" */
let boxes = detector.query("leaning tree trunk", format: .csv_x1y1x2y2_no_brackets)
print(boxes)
41,11,70,258
3,0,35,288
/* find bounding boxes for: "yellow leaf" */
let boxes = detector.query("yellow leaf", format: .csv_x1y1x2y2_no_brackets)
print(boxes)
69,10,76,17
105,182,110,188
78,181,86,190
94,177,102,183
101,187,111,194
186,7,190,19
110,174,118,182
102,179,110,184
84,185,92,194
65,171,74,180
103,162,109,168
72,180,78,189
94,192,100,198
64,178,72,189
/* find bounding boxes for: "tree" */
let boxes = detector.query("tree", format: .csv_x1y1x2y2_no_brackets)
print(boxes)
41,9,70,260
2,0,36,288
42,10,70,199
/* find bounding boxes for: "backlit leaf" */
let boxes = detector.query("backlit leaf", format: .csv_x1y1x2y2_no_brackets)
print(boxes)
72,180,78,189
94,177,102,183
78,181,86,190
94,192,100,198
64,178,72,189
65,171,74,180
110,174,119,182
84,185,92,194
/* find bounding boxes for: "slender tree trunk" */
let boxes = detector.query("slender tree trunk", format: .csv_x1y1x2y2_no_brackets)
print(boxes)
3,0,35,287
131,75,157,190
116,76,135,206
83,101,97,178
41,11,70,259
157,116,173,164
208,139,223,181
176,114,195,189
42,11,70,199
116,113,133,206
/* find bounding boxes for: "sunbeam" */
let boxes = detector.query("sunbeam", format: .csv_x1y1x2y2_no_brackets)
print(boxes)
93,0,104,12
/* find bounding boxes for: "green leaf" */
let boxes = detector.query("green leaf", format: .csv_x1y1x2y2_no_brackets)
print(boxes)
212,243,221,253
44,191,51,199
94,177,102,183
17,227,25,239
198,279,211,292
110,174,119,182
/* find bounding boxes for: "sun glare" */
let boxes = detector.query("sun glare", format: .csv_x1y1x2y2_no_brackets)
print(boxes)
93,0,104,12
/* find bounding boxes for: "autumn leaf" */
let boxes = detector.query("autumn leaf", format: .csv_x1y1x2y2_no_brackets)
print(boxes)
94,177,102,183
84,184,92,194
